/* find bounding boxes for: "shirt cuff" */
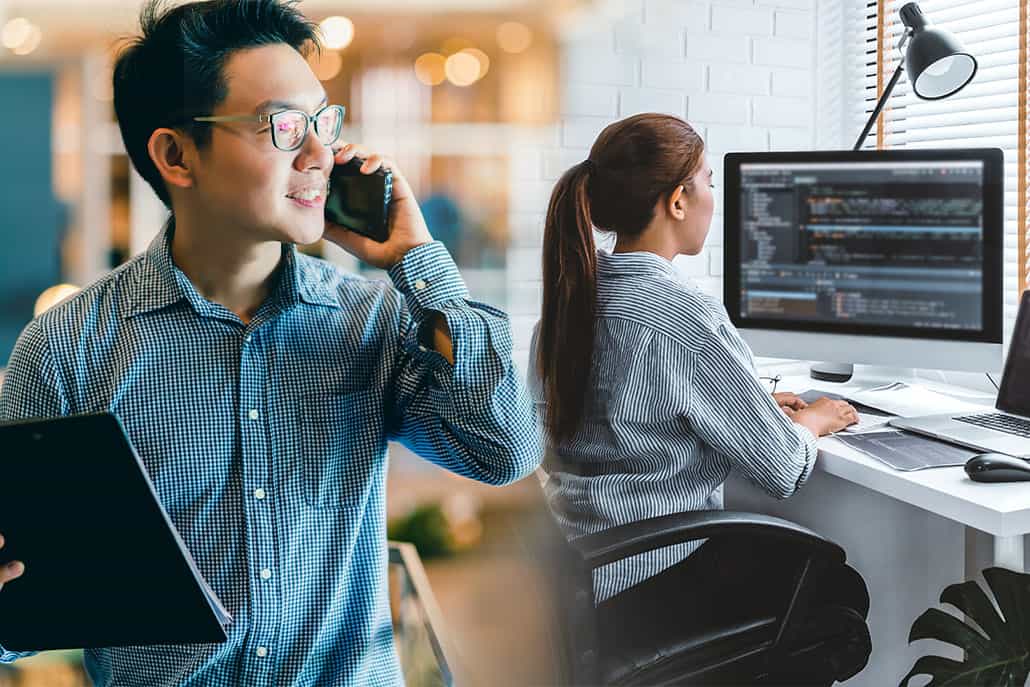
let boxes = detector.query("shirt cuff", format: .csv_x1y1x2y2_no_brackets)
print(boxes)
387,241,470,323
792,422,819,489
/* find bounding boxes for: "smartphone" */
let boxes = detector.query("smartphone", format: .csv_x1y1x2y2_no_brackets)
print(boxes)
324,157,393,242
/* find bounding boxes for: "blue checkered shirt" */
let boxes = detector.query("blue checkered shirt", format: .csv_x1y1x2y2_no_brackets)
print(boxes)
0,224,541,686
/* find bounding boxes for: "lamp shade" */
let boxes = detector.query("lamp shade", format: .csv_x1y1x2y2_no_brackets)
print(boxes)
901,2,977,100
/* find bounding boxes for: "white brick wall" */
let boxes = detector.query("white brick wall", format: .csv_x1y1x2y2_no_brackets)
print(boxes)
507,0,817,362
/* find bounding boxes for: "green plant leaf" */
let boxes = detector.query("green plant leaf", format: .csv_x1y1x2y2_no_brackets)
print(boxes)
985,568,1030,654
909,608,991,658
940,579,1006,642
900,567,1030,687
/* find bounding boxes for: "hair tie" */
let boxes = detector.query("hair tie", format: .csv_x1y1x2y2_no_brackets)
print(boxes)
581,159,594,172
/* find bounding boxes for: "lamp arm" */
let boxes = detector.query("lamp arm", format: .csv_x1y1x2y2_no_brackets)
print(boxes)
853,62,905,150
853,30,912,151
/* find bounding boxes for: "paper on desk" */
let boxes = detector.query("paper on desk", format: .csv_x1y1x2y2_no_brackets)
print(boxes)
842,411,894,434
846,382,989,418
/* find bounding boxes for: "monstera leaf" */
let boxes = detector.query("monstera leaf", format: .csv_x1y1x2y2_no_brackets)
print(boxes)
900,567,1030,686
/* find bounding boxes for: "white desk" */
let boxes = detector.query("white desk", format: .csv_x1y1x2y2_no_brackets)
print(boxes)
725,366,1030,686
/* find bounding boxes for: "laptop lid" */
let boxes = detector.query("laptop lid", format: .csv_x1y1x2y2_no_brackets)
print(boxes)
997,291,1030,418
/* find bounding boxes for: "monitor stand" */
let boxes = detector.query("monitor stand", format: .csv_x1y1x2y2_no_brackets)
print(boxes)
810,362,854,383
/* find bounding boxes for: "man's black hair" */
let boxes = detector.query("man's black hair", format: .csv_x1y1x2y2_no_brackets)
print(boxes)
112,0,321,208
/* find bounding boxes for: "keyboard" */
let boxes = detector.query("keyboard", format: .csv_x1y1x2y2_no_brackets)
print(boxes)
954,412,1030,438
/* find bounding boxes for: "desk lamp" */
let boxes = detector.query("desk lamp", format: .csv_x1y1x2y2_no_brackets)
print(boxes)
853,1,978,151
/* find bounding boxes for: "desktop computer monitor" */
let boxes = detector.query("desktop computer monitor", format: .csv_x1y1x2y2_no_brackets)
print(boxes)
723,149,1004,376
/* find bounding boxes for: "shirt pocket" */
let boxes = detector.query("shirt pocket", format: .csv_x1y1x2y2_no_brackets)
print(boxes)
298,390,385,510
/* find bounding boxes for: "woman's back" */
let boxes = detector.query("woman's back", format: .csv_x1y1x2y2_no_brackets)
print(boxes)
532,249,817,600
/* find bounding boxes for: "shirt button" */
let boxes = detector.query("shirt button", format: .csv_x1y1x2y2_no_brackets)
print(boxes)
256,646,268,658
418,345,428,352
248,409,259,421
260,568,272,580
244,334,253,344
414,278,427,291
254,488,266,500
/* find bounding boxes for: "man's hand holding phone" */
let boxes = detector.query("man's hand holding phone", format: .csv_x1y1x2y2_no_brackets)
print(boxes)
0,533,24,593
323,142,433,269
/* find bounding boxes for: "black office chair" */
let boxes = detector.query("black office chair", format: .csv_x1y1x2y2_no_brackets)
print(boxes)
527,485,872,686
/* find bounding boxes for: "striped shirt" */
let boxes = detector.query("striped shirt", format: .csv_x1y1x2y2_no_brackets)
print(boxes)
529,249,817,602
0,224,541,686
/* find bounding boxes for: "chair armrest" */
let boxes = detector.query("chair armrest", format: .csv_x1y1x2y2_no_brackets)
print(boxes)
572,510,845,570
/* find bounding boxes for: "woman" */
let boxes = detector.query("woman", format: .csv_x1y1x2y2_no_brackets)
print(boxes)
530,113,867,673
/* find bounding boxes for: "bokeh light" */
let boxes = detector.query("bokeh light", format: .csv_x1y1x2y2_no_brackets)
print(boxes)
444,51,481,87
414,52,446,86
2,17,32,50
461,48,490,81
319,16,354,50
11,24,42,56
34,284,81,317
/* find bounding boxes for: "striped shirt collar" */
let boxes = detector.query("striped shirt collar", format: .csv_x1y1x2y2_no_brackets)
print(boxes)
596,249,677,279
126,221,339,319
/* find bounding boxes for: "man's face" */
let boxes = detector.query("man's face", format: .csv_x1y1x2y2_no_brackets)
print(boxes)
188,43,335,246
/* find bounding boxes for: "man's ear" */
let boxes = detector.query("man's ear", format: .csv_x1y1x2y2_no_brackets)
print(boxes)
666,184,686,221
147,128,195,191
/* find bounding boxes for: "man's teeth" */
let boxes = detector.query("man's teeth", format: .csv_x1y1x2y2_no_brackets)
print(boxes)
288,189,321,201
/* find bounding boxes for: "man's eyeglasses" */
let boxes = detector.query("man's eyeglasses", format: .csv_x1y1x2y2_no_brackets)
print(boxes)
760,375,782,394
192,104,345,152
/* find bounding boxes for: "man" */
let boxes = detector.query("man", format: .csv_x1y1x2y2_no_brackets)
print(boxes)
0,0,541,684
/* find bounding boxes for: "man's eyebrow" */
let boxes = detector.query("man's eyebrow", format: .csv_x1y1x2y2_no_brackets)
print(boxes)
253,93,329,114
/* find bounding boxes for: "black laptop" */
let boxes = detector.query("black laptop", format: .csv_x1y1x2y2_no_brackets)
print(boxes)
0,412,230,651
891,292,1030,457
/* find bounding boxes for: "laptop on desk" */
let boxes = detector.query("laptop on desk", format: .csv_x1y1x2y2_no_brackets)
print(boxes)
890,292,1030,458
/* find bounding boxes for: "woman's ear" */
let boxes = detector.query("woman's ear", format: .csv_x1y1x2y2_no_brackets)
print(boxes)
666,184,687,221
147,128,195,192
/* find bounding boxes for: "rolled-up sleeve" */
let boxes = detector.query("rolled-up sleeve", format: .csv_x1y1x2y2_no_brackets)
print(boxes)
385,241,542,485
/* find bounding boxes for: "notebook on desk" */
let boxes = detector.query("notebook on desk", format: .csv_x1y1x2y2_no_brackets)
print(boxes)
0,413,231,652
891,292,1030,458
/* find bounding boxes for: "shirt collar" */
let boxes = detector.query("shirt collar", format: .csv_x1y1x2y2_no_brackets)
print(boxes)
291,250,340,308
124,220,339,319
595,249,677,280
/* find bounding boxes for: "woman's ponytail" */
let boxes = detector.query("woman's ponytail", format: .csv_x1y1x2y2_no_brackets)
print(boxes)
537,160,597,443
536,114,705,444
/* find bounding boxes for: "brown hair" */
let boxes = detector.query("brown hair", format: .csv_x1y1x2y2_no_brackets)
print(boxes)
537,113,705,443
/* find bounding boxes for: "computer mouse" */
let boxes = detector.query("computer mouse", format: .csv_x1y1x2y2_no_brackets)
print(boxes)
964,453,1030,482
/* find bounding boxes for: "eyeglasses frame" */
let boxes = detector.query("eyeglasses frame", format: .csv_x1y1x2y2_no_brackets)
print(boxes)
192,103,346,152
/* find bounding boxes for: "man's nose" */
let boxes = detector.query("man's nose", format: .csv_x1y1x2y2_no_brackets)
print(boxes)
295,126,332,170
